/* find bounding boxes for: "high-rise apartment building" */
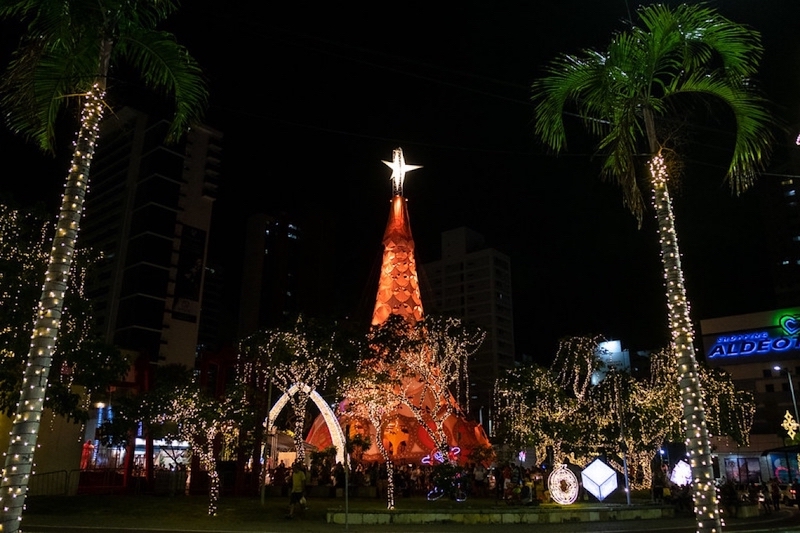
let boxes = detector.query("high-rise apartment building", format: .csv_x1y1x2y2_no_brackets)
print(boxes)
83,107,222,371
756,136,800,306
763,183,800,306
237,209,343,340
238,213,302,338
421,227,515,427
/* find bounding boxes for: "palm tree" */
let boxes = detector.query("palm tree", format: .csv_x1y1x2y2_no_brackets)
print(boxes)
0,1,206,530
532,5,771,532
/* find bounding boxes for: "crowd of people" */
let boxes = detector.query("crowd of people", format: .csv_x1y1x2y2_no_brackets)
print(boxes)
265,459,548,503
718,476,799,516
272,457,800,516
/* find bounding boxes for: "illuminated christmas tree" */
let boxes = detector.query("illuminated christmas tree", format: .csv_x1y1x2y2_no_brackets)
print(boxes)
307,148,491,466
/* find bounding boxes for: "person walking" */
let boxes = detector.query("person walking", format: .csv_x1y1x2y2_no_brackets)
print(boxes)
770,478,781,511
286,462,307,519
760,483,773,514
472,463,486,498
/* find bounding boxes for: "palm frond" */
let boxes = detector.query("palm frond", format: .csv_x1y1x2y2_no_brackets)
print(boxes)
1,37,100,152
1,0,93,44
639,3,762,78
0,0,62,22
532,51,609,152
115,28,207,141
115,0,181,31
531,2,773,220
674,73,773,192
597,105,647,224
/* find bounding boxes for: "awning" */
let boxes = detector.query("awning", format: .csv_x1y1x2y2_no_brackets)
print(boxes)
760,445,800,456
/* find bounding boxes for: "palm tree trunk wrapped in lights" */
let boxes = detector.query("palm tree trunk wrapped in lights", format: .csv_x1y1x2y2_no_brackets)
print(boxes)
1,83,105,531
532,5,773,532
0,1,207,529
649,152,717,528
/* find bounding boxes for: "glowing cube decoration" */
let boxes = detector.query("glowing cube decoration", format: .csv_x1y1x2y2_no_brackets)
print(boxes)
580,459,618,501
670,459,692,486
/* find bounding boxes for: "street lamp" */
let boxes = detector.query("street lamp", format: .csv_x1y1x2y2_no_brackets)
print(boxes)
774,365,800,424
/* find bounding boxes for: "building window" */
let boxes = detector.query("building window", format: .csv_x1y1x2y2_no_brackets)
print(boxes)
765,384,775,393
763,369,773,378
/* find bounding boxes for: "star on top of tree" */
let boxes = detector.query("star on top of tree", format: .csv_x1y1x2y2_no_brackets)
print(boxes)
382,147,421,197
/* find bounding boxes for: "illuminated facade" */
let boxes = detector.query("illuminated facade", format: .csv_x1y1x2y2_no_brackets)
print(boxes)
700,308,800,483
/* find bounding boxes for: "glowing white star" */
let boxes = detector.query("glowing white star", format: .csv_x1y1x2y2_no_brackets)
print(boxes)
383,147,421,197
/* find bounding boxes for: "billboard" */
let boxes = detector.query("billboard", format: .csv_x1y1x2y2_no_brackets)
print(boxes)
704,311,800,361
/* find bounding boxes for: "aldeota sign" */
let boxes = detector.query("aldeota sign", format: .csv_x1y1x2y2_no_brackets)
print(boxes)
707,314,800,359
707,334,800,359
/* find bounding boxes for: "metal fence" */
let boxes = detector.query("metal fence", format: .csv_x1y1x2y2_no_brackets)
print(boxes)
29,468,191,497
28,470,76,496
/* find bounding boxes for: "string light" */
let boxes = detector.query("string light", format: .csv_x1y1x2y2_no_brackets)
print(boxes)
364,316,484,464
312,150,490,513
239,316,341,464
340,375,400,509
650,153,719,531
0,83,105,533
154,385,243,516
494,334,753,503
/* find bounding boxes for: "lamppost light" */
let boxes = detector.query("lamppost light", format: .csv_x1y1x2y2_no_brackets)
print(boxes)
774,365,800,427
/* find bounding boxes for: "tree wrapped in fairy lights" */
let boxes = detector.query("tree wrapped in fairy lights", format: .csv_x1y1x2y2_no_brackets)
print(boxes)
586,367,673,490
532,5,772,530
0,1,207,526
339,371,401,509
239,316,342,462
157,383,246,516
700,367,755,449
97,364,195,487
494,363,578,466
365,314,484,465
495,337,754,491
0,204,127,420
551,335,607,401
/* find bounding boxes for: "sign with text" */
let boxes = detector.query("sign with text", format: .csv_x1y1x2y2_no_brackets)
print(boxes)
706,313,800,360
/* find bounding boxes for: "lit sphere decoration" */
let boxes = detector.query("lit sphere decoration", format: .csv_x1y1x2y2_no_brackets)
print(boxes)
548,464,580,505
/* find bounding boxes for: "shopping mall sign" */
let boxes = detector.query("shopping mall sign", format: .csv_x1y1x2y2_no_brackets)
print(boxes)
707,313,800,359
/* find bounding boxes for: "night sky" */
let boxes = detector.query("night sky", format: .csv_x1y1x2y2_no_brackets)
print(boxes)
2,1,800,362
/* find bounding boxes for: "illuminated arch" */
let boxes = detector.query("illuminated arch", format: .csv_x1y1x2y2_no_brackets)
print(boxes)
268,383,346,465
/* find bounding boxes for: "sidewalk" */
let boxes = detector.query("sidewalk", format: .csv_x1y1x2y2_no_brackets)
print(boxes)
18,493,800,533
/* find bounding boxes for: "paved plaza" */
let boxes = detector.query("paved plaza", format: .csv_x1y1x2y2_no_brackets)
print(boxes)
17,493,800,533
